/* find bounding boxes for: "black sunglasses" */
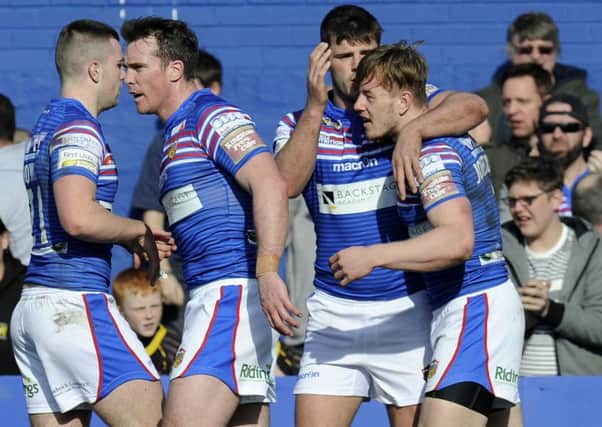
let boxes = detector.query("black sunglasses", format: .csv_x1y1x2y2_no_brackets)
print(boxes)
539,122,584,134
516,45,555,55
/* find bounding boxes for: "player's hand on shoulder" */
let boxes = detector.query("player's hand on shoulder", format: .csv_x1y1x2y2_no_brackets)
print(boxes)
393,123,424,200
329,246,375,286
257,272,301,337
306,42,331,110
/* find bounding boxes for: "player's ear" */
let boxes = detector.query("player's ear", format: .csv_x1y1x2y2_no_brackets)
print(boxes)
167,59,185,83
88,60,101,84
397,89,412,116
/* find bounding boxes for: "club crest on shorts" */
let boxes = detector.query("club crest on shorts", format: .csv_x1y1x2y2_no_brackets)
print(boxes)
173,347,186,369
426,359,439,380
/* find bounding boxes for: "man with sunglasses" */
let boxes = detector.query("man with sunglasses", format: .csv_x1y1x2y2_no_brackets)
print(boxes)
502,158,602,376
477,12,601,149
537,94,594,216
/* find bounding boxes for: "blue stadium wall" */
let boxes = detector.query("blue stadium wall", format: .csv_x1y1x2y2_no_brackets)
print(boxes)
2,0,601,274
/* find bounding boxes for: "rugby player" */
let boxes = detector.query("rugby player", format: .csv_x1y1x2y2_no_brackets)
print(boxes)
121,17,298,427
11,19,173,427
330,43,524,427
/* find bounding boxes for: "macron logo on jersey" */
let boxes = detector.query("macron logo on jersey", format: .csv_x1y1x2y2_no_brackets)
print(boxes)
332,158,378,172
317,175,397,215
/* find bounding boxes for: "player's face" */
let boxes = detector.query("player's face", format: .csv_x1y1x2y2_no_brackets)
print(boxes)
99,38,125,112
508,180,560,240
125,36,170,116
510,36,557,73
502,76,543,139
354,76,402,140
539,103,591,163
329,36,378,106
120,292,163,338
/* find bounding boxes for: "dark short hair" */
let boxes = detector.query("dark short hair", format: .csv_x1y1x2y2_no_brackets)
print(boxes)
507,12,560,52
354,42,428,106
193,49,222,87
0,218,5,234
55,19,119,82
572,174,602,226
121,17,199,81
320,5,382,45
501,63,554,97
504,157,563,192
0,93,16,141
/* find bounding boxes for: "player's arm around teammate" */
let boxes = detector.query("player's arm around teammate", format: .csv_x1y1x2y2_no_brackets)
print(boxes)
394,90,489,199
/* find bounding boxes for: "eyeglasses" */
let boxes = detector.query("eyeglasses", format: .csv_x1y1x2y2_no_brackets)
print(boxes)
539,122,584,134
515,45,555,55
505,192,547,208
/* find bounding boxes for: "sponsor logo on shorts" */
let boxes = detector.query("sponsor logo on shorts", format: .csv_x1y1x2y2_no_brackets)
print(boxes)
239,364,274,386
298,371,320,380
173,347,186,369
494,366,519,386
51,381,90,397
23,376,40,399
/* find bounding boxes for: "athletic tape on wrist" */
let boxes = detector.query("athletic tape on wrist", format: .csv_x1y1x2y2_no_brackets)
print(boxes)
256,254,280,277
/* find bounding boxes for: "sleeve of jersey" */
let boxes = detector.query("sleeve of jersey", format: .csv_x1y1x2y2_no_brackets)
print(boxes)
426,82,442,103
50,121,104,184
418,142,466,213
272,112,298,155
198,106,270,176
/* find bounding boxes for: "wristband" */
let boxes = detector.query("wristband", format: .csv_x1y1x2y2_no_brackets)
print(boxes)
256,254,280,277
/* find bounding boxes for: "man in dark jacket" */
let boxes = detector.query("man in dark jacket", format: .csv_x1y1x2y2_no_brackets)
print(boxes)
501,158,602,375
477,12,601,150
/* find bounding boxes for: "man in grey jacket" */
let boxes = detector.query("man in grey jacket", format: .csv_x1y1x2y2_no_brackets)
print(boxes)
501,158,602,375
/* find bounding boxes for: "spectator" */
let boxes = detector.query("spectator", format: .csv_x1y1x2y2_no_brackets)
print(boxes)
485,63,553,222
572,173,602,234
0,93,32,266
112,268,181,375
537,94,593,215
486,63,552,191
477,12,602,150
502,158,602,375
0,218,26,375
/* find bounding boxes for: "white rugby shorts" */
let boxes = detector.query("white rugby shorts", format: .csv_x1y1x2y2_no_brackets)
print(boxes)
295,290,432,407
10,286,159,414
170,278,278,404
425,280,524,405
